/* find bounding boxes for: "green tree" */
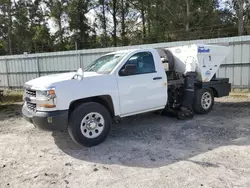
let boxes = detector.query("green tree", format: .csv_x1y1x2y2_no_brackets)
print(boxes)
106,0,119,46
28,0,52,52
96,0,109,47
231,0,250,35
0,0,246,55
67,0,95,49
0,0,14,55
45,0,69,50
119,0,130,46
12,0,31,54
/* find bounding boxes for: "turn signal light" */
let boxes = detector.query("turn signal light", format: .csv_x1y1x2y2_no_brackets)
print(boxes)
39,104,56,108
48,90,56,95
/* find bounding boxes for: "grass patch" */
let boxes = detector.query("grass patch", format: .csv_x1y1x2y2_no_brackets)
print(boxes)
229,92,250,99
231,89,250,93
0,89,24,105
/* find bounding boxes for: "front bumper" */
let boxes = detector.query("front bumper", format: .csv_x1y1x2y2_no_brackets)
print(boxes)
22,105,68,131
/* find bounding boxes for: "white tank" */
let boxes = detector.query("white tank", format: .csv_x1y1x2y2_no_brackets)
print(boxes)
166,44,231,82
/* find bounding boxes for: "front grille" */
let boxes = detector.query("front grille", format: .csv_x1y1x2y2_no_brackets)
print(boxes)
27,102,36,112
25,89,36,98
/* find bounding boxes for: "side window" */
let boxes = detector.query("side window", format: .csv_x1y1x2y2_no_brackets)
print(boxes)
119,52,156,76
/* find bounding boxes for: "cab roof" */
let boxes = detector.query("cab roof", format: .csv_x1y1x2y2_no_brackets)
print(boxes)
106,49,141,55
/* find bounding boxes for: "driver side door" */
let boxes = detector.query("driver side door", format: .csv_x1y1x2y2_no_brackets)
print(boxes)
117,51,165,116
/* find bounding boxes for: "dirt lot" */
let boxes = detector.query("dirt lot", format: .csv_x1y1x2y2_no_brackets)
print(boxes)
0,96,250,188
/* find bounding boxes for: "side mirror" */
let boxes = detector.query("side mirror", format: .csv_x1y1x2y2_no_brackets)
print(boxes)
120,64,137,76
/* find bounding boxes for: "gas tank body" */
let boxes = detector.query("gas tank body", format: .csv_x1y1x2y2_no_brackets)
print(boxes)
166,44,231,82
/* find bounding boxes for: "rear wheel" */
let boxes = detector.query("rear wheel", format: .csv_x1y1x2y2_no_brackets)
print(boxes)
193,88,214,114
68,102,112,147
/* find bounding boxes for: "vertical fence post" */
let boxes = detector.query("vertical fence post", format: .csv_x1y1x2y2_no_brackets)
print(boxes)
5,58,10,89
76,49,82,70
79,52,82,69
75,42,80,70
36,55,40,77
248,44,250,91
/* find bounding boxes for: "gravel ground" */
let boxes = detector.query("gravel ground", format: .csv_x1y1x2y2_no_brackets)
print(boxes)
0,96,250,188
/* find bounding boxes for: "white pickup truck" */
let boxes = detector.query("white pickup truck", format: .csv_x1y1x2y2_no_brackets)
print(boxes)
22,44,231,147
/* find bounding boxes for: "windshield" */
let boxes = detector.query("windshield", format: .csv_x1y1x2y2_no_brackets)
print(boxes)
84,53,126,73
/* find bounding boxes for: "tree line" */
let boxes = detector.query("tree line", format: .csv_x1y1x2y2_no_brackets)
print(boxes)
0,0,249,55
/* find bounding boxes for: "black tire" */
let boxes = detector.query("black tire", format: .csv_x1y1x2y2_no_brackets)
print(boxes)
68,102,112,147
193,88,214,114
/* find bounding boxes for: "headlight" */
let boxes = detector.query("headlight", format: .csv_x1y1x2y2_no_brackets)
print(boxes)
36,90,49,99
36,89,56,100
36,88,57,109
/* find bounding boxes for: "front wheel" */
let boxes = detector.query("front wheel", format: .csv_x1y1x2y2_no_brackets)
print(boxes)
68,102,112,147
193,88,214,114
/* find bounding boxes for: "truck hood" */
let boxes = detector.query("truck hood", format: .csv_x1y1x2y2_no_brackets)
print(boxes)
25,72,101,89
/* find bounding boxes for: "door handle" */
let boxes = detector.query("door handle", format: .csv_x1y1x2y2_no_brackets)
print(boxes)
153,77,162,80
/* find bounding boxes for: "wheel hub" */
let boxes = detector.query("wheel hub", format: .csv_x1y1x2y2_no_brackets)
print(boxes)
87,120,97,130
201,92,212,110
80,112,105,139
